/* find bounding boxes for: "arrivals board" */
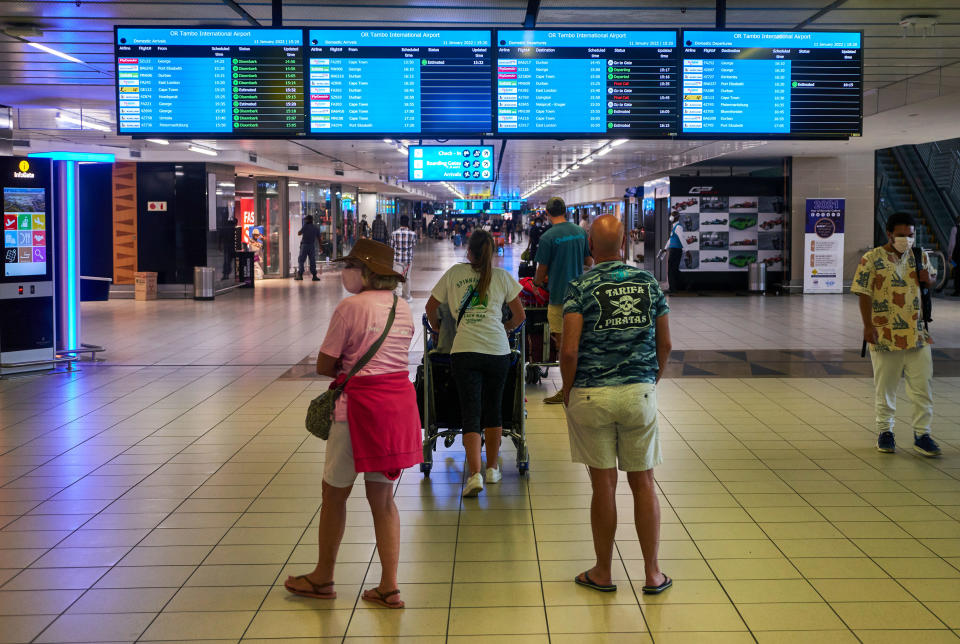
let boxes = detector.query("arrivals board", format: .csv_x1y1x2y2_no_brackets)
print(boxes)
495,30,679,136
115,28,305,137
408,145,494,182
308,30,493,135
680,31,862,137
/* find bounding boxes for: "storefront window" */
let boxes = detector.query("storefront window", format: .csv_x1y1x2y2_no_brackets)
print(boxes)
289,181,332,261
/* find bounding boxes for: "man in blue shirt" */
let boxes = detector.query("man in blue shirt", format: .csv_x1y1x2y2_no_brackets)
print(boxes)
534,197,592,403
560,214,673,597
664,211,686,293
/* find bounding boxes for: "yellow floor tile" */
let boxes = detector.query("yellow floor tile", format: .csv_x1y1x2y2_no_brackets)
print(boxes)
244,609,352,639
791,558,889,579
900,579,960,602
811,578,915,602
636,579,730,604
140,611,255,640
754,631,858,644
448,606,547,636
451,581,543,607
854,630,960,644
709,558,801,580
831,601,943,630
723,579,822,604
642,603,747,632
546,604,648,633
739,602,845,631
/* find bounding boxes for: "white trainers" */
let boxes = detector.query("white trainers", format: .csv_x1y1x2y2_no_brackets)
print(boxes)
485,464,502,484
462,472,484,497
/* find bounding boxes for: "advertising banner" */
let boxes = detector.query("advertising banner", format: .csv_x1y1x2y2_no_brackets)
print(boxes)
802,198,845,293
668,177,786,273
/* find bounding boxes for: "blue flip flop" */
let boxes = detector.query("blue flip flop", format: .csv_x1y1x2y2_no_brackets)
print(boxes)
574,571,617,592
642,574,673,595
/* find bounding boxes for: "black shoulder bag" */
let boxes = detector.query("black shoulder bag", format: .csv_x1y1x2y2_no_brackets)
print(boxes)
912,247,933,330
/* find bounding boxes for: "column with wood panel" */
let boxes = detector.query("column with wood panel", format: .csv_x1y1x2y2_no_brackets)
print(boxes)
112,162,137,284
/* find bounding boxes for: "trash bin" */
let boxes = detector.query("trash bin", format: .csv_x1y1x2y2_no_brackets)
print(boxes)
193,267,215,301
748,261,767,293
134,271,158,301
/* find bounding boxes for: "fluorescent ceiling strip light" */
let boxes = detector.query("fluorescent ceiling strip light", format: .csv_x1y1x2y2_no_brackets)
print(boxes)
27,41,84,64
597,146,612,156
611,139,628,147
582,156,594,164
188,144,218,156
145,138,169,145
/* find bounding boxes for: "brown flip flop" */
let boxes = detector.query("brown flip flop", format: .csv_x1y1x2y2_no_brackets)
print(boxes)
284,575,336,599
362,587,404,609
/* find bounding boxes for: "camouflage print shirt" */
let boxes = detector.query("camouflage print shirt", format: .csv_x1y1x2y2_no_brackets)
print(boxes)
850,245,935,352
563,261,669,387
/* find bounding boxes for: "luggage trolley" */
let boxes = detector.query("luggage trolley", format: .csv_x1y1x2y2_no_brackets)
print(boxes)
416,315,530,476
517,278,556,386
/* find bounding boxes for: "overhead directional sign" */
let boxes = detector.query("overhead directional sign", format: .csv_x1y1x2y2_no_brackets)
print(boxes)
408,145,494,182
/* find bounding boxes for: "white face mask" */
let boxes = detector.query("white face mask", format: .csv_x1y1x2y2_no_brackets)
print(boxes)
341,267,364,293
892,235,914,254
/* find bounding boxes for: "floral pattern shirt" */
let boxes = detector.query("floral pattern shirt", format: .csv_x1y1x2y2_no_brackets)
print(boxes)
851,246,935,352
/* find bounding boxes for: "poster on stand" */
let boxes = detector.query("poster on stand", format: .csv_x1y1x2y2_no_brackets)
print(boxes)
802,198,845,293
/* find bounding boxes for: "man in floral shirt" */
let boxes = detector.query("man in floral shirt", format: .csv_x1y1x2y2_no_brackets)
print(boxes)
851,212,940,456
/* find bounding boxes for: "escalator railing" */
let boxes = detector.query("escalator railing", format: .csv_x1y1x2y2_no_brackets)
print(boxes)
891,146,952,251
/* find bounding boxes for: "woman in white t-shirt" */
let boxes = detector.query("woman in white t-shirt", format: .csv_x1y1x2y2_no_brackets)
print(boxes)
426,230,525,497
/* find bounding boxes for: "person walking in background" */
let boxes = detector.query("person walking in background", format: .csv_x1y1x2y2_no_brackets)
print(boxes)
371,213,388,244
296,214,322,281
534,197,592,404
527,215,546,263
360,215,370,239
285,239,419,609
663,210,687,294
426,230,525,498
391,215,418,302
852,211,940,457
560,214,673,597
579,212,590,235
948,215,959,296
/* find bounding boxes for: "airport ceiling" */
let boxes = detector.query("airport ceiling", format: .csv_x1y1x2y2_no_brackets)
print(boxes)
2,0,960,200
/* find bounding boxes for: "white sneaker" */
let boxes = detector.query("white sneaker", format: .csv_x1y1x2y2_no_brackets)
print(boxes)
462,472,484,497
485,464,502,484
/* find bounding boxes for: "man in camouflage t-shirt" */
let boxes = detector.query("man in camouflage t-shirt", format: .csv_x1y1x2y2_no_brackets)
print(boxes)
559,215,673,597
851,211,940,457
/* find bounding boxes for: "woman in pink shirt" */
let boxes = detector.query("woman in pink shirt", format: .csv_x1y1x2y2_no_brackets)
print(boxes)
285,239,419,609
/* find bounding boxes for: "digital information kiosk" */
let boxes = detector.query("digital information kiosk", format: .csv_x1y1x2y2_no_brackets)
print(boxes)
1,157,55,376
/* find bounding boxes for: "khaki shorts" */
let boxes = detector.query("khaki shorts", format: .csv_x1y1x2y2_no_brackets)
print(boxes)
323,421,391,488
547,304,564,335
564,382,662,472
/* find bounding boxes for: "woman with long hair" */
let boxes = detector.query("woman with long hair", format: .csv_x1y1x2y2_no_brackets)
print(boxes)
426,230,526,497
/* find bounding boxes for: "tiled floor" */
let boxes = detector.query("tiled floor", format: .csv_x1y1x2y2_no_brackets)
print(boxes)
1,238,959,643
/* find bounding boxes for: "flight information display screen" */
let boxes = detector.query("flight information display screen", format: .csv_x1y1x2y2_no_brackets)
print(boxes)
495,30,679,136
680,31,862,137
408,145,494,182
308,30,493,135
115,28,305,136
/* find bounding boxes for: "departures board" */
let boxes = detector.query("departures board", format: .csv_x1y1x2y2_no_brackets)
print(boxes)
495,30,679,136
115,28,305,136
680,31,862,137
113,27,861,140
307,30,493,135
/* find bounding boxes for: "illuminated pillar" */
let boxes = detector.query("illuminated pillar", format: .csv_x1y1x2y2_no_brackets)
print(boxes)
30,152,115,353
